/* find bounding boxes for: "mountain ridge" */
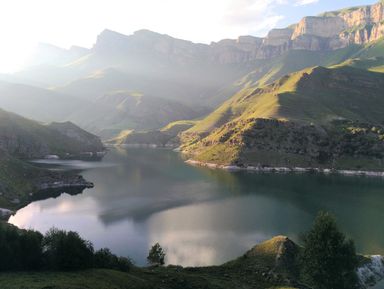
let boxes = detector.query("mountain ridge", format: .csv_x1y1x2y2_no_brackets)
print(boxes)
180,64,384,170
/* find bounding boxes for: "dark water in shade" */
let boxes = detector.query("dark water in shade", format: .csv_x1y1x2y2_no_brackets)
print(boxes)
8,148,384,268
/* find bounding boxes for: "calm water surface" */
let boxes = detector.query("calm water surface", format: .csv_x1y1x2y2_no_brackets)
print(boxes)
9,148,384,267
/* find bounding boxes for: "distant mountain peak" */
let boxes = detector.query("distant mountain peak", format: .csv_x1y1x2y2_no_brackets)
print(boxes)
133,29,164,37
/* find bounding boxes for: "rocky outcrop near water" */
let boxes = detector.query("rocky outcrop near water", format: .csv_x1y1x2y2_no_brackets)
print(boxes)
0,110,104,214
0,146,94,215
358,255,384,288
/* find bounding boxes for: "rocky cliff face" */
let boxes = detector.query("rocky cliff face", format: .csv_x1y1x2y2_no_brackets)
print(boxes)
50,2,383,67
209,1,384,63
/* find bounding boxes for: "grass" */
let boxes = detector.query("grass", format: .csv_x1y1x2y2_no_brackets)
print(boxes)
0,269,298,289
0,236,303,289
0,108,103,158
182,64,384,168
160,120,197,135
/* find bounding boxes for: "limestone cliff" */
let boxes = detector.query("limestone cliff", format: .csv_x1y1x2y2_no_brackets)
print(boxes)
209,1,384,63
86,2,384,67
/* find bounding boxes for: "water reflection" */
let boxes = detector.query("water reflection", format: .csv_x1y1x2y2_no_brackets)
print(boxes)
9,148,384,266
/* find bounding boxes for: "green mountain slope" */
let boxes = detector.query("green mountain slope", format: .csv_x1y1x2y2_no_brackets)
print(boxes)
0,108,104,159
66,90,206,139
181,65,384,170
107,120,197,147
208,39,384,106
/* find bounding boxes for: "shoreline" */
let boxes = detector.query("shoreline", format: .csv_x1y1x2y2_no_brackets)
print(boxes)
185,160,384,178
0,180,94,221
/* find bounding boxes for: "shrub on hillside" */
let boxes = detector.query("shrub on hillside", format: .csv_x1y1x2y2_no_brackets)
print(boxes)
43,228,94,271
94,248,132,272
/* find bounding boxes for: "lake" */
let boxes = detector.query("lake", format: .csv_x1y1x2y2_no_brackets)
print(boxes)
9,147,384,267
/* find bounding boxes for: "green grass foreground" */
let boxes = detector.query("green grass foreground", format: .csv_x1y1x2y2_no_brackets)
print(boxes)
0,268,297,289
0,235,305,289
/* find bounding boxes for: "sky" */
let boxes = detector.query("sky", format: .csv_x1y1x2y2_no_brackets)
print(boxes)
0,0,378,73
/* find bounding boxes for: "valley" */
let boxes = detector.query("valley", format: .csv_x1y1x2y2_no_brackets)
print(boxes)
0,1,384,288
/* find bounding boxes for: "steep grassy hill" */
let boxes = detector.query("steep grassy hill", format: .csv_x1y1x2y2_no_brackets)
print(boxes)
181,65,384,170
0,108,104,159
209,39,384,106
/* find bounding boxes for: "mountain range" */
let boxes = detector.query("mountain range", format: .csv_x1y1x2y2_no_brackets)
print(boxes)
0,1,383,170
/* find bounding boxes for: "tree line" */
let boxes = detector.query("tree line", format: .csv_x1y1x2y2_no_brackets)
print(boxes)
0,225,132,272
0,212,363,289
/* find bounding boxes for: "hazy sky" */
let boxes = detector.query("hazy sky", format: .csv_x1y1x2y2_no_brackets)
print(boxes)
0,0,377,73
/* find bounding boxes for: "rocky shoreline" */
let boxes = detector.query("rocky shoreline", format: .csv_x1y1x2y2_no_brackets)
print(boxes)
358,255,384,288
186,160,384,178
0,175,94,221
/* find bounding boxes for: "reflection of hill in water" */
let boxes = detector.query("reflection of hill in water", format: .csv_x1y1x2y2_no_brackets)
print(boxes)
32,187,87,203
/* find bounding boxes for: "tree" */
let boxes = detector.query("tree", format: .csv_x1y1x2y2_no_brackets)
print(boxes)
147,243,166,266
0,223,43,271
300,212,359,289
19,229,44,270
43,228,94,271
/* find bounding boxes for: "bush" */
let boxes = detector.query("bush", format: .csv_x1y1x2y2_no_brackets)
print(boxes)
94,248,132,272
300,212,359,289
94,248,118,269
116,257,133,272
43,228,94,271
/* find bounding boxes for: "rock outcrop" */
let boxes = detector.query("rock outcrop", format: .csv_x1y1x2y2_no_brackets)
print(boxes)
89,3,384,66
209,2,384,63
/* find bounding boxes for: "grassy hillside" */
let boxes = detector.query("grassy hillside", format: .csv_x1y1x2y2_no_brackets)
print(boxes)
66,90,206,139
0,108,104,159
208,39,384,107
181,65,384,169
0,151,90,212
0,236,303,289
0,109,103,212
107,120,197,146
185,65,384,136
0,152,40,210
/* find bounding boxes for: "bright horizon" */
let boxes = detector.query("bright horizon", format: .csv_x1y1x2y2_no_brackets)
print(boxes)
0,0,377,73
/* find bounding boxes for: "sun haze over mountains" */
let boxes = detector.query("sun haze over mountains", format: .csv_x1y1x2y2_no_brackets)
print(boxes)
0,0,376,72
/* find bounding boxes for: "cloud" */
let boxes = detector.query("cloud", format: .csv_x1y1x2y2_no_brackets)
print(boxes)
221,0,321,37
294,0,319,6
222,0,287,36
